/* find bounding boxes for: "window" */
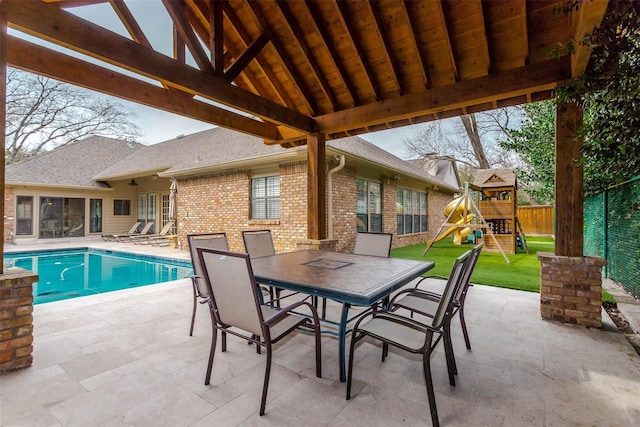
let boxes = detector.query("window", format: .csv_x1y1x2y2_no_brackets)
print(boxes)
16,196,33,235
90,199,102,233
252,176,280,219
113,199,131,216
356,179,382,232
397,188,428,235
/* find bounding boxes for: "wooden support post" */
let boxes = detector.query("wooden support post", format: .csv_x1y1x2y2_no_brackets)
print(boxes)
307,133,326,240
1,7,7,273
554,102,584,257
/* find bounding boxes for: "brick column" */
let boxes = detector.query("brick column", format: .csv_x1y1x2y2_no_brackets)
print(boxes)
538,252,606,328
0,269,38,372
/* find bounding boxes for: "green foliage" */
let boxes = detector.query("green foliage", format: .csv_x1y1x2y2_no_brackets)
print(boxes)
498,101,556,204
557,0,640,193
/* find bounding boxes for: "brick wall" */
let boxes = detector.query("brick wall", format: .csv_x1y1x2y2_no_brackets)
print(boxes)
538,252,607,328
0,269,38,372
176,161,454,254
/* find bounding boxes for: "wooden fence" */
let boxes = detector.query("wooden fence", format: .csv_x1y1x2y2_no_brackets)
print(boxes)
516,205,554,236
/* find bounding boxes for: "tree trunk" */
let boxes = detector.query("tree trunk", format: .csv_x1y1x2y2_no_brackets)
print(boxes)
460,114,490,169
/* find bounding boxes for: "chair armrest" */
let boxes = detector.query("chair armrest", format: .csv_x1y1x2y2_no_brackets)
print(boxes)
370,311,440,333
263,300,320,326
389,288,440,307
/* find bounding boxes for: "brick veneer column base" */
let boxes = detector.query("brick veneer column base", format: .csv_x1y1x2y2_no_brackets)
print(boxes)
537,252,607,328
296,239,337,251
0,268,38,373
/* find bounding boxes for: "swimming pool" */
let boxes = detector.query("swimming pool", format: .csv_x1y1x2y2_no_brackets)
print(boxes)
5,248,193,304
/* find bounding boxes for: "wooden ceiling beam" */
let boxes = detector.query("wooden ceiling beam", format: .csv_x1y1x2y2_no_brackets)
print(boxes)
401,0,431,89
570,0,609,77
245,0,317,116
108,0,150,47
302,0,358,107
222,3,295,109
364,1,402,96
315,57,571,135
210,0,224,74
224,32,269,83
6,36,281,141
476,0,492,74
162,0,215,74
4,0,315,133
275,0,338,111
334,0,380,101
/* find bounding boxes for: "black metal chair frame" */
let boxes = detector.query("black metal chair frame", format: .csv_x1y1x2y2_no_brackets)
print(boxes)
197,247,322,416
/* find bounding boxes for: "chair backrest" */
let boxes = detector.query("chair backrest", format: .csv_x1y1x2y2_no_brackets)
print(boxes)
127,222,142,234
157,220,175,236
242,230,276,258
187,233,229,297
454,243,483,303
353,232,393,257
431,249,472,328
139,222,155,235
197,248,264,337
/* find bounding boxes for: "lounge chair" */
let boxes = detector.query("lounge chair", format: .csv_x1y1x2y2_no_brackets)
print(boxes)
132,221,174,245
101,222,141,241
109,222,155,242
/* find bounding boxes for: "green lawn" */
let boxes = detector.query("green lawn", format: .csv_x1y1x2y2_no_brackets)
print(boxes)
392,236,615,302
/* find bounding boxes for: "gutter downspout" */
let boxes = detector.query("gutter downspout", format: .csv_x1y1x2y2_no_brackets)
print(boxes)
327,155,346,239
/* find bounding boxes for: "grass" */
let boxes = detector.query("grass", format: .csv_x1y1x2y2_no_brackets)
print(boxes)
392,236,615,303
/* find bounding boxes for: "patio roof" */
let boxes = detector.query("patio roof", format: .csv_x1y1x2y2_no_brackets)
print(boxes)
3,0,608,145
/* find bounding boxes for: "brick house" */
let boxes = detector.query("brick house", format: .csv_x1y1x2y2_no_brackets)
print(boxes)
5,127,460,252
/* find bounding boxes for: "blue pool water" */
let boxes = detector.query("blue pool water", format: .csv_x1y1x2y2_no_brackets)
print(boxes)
5,248,193,304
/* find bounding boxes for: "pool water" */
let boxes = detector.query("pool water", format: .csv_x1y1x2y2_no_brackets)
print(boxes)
5,248,193,304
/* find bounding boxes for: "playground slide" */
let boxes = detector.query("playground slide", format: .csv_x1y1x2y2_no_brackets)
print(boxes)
430,196,476,245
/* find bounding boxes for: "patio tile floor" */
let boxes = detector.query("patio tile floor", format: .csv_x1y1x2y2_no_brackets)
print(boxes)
2,238,640,426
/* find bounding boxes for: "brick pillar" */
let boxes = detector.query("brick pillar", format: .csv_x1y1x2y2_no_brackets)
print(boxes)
296,239,337,251
538,252,606,328
0,269,38,372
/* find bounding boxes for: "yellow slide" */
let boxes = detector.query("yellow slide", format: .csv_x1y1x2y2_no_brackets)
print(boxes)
430,197,476,245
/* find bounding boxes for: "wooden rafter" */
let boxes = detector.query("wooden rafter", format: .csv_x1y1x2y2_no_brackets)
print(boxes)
315,57,571,135
401,0,431,89
245,0,317,116
224,32,269,83
223,3,295,109
210,0,224,74
4,0,314,133
274,0,338,112
302,0,358,107
364,1,402,96
162,0,214,74
476,0,492,74
109,0,150,47
334,0,380,101
7,36,280,141
437,0,460,82
570,0,609,77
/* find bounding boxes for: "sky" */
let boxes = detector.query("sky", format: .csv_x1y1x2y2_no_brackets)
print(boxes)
15,1,426,159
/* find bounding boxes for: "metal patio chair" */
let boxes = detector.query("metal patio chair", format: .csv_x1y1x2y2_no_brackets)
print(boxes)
187,232,229,336
346,250,471,427
353,231,393,257
197,247,322,416
391,243,483,352
242,229,281,306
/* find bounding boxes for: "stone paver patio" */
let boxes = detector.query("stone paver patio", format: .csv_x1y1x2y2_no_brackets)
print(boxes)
1,238,639,426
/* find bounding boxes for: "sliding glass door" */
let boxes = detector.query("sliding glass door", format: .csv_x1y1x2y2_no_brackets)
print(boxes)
38,197,85,238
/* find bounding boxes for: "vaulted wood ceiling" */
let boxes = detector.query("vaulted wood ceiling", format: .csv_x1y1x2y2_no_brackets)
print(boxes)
3,0,609,146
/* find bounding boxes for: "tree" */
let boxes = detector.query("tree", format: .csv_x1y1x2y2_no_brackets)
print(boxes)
557,0,640,192
5,69,141,164
498,100,556,205
402,109,522,173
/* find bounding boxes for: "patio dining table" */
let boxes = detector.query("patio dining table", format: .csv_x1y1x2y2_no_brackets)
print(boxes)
251,249,435,382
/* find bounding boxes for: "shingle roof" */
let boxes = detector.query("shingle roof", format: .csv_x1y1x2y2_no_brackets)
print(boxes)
10,127,458,192
5,136,144,188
